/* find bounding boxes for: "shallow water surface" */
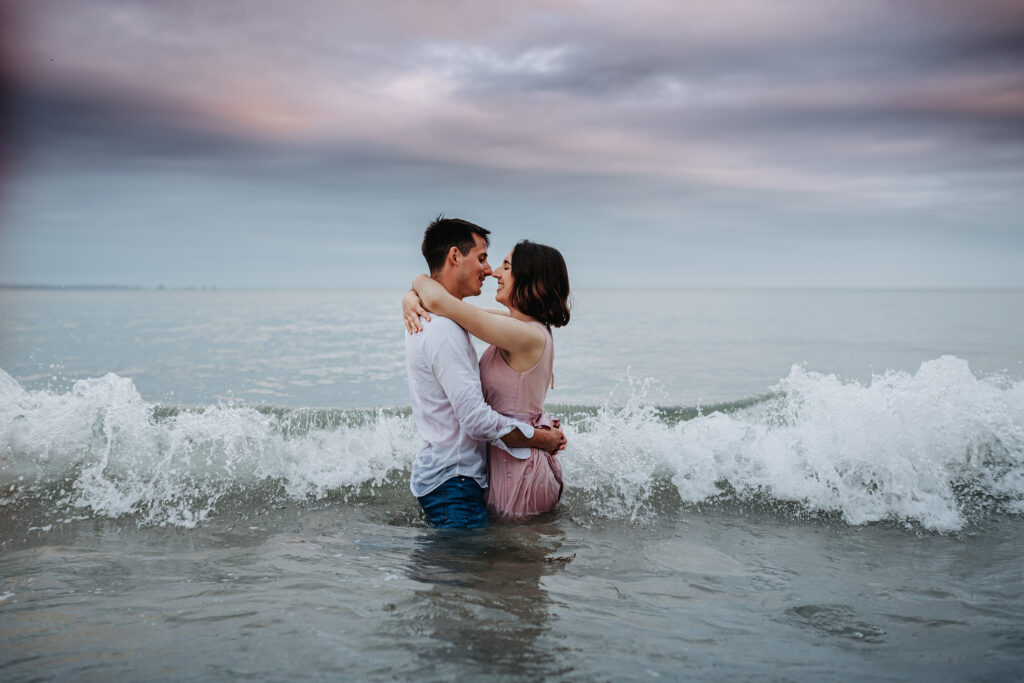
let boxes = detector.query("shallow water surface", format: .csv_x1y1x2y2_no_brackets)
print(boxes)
2,503,1022,681
2,288,1022,679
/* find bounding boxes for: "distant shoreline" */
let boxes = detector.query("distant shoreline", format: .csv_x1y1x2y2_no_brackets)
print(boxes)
1,284,1021,292
0,284,218,291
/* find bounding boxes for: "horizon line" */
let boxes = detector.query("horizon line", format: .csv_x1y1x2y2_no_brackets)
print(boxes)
3,283,1023,293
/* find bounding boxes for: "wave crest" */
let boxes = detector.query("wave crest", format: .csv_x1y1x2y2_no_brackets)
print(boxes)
1,370,418,527
565,356,1023,531
2,356,1022,531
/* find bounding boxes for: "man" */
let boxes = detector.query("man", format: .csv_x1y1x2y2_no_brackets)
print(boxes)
405,217,567,528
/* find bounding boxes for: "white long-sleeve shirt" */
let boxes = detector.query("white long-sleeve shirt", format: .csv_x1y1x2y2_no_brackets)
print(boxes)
405,314,534,497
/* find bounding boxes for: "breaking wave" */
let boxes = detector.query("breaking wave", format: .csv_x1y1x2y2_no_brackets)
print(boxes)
2,356,1022,531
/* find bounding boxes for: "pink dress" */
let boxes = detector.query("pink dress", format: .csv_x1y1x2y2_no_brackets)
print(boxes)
480,322,564,520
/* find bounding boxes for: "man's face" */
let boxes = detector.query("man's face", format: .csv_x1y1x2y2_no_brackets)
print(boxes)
454,233,492,299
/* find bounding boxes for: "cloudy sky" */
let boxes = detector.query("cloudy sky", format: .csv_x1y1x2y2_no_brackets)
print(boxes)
1,0,1022,288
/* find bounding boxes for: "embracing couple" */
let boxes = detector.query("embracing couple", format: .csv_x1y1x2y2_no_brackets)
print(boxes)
402,216,571,528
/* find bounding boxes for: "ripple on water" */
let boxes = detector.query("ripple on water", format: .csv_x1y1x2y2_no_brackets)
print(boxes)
644,539,748,577
787,604,886,643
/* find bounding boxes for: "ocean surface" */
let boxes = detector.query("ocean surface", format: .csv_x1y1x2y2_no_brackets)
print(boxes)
1,287,1023,680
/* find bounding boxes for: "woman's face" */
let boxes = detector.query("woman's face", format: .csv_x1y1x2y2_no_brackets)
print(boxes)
493,250,515,308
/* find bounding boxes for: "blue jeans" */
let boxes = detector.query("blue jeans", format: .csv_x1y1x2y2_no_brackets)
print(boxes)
417,476,489,529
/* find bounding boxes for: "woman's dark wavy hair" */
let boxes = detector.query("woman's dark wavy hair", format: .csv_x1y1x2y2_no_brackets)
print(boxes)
507,240,571,328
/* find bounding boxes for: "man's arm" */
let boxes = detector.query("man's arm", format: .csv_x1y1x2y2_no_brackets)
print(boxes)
502,425,566,455
427,319,538,444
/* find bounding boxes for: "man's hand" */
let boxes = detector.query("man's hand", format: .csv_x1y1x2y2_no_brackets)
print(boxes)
529,425,567,455
501,425,567,455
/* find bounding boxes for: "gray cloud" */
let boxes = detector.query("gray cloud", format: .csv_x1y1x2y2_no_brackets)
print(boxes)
2,0,1023,288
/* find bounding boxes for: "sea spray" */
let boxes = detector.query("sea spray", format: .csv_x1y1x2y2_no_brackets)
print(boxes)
2,357,1022,531
561,356,1024,530
0,370,419,527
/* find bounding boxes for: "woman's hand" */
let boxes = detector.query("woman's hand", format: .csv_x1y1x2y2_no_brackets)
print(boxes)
402,290,431,334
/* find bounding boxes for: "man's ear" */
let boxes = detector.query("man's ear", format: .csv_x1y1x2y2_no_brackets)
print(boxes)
447,245,460,266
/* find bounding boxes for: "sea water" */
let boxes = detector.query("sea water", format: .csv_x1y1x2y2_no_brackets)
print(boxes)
1,288,1022,680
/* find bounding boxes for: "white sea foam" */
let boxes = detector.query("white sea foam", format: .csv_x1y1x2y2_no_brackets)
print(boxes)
563,356,1024,531
0,369,419,527
1,357,1022,530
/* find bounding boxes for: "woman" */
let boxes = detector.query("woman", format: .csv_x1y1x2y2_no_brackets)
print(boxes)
403,240,571,521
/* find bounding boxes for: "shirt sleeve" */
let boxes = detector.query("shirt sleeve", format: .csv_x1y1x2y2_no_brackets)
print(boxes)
426,322,535,444
489,441,533,460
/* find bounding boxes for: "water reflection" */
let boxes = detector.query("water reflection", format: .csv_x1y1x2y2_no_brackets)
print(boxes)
401,525,570,678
